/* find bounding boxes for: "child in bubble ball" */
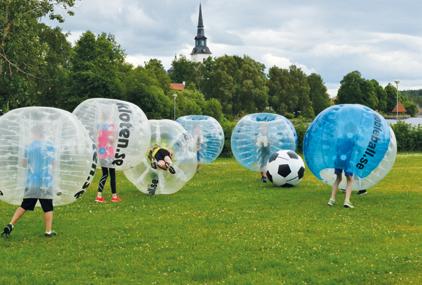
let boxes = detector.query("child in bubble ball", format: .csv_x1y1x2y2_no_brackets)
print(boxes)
147,145,176,195
327,124,357,209
2,125,57,238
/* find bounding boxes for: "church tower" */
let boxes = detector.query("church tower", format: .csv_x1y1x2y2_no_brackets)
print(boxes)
191,4,211,62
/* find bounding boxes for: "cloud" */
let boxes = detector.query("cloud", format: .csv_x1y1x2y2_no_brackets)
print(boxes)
51,0,422,95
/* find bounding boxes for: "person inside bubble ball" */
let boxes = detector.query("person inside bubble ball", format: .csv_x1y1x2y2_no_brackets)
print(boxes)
193,125,204,171
2,125,57,238
256,123,271,183
148,144,176,174
328,124,357,209
95,112,120,203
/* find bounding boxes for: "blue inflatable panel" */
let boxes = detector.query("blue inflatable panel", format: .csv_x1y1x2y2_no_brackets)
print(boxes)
231,113,297,171
304,104,391,181
176,115,224,164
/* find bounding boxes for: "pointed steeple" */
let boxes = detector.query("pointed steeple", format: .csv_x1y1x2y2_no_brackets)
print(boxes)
198,4,204,28
191,3,211,62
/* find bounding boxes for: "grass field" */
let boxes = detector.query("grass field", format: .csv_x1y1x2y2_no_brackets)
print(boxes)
1,153,422,284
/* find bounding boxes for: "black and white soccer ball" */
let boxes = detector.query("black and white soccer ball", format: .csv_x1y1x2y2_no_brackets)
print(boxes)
266,150,305,187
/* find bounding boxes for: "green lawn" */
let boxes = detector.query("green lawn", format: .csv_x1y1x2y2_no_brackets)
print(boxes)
1,154,422,284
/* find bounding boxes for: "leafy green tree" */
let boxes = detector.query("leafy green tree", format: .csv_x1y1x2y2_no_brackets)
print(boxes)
36,25,72,108
308,73,330,115
268,65,314,117
337,71,378,110
203,98,223,121
67,32,126,110
0,0,75,111
144,59,170,93
369,79,387,112
385,83,398,112
125,66,172,119
169,55,202,88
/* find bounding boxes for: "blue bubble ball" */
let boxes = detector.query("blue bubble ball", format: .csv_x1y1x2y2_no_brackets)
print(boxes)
176,115,224,164
231,113,297,171
303,104,397,190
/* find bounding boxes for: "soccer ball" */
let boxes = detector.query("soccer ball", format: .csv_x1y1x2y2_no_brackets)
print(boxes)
266,150,305,187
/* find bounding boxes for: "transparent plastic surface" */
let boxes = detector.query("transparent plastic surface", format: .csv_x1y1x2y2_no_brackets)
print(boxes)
124,120,197,195
176,115,224,164
303,104,396,190
73,98,150,170
0,107,97,206
231,113,297,171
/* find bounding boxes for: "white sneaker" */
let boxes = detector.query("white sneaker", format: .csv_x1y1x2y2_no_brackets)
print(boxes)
328,198,336,206
344,201,354,208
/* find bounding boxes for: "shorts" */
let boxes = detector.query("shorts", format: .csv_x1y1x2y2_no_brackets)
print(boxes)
21,198,53,212
334,168,353,177
155,149,170,161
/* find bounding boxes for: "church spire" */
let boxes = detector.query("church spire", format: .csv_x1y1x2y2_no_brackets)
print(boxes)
191,3,211,62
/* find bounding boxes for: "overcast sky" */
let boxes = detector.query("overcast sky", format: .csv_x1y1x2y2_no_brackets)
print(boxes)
51,0,422,96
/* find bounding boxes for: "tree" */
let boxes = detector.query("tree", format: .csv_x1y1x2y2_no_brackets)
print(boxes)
336,71,378,109
308,73,330,115
67,32,126,110
125,66,172,119
0,0,75,111
169,55,202,88
268,65,314,117
144,59,170,93
385,83,398,112
369,79,387,112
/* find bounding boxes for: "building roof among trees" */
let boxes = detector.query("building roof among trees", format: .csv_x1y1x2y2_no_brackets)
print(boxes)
392,102,406,113
170,83,185,91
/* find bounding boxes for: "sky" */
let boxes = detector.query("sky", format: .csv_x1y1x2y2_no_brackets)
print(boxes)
51,0,422,96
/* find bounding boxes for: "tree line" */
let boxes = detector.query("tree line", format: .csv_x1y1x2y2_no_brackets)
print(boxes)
1,0,419,120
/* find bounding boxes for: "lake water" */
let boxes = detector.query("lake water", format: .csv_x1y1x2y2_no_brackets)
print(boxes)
386,117,422,126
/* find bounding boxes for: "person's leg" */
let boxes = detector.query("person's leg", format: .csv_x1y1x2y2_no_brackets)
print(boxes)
344,175,354,208
164,156,176,174
164,156,172,165
157,160,167,170
40,199,55,235
260,171,267,183
330,174,342,200
96,167,109,201
10,207,26,225
110,168,121,202
3,199,36,237
44,211,53,233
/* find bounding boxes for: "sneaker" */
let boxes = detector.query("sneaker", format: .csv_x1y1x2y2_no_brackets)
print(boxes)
45,231,57,238
111,196,122,203
261,176,267,183
168,165,176,174
327,198,336,206
344,201,355,208
148,179,158,195
95,196,105,203
357,190,367,196
1,224,13,238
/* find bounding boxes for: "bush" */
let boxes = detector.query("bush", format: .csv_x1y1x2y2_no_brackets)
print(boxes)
220,119,237,157
391,121,422,151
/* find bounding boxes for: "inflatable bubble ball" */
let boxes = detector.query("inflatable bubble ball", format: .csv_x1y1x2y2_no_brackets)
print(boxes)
0,107,97,206
303,104,397,190
73,98,150,170
176,115,224,164
124,120,197,195
231,113,297,172
266,150,305,187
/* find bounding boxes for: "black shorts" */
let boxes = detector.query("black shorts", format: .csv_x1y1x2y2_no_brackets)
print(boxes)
21,198,53,212
155,149,170,161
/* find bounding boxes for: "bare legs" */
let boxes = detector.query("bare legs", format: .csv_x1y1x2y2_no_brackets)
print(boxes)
330,173,354,207
9,207,53,233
